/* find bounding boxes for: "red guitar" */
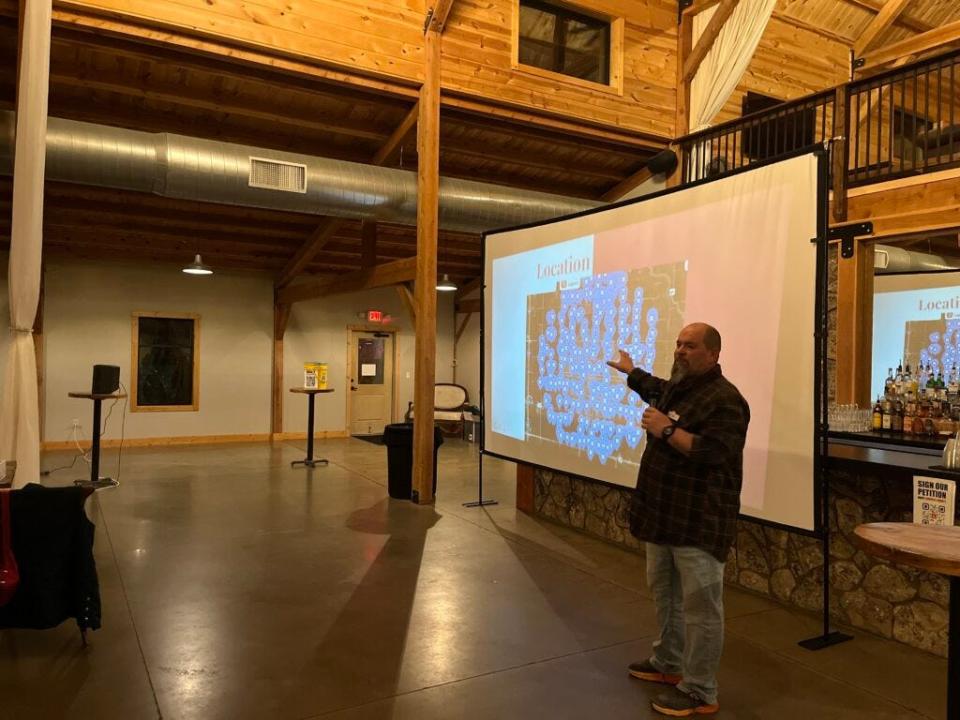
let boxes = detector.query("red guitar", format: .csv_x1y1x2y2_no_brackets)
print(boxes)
0,490,18,607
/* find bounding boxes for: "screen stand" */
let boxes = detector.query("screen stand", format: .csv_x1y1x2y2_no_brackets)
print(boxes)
800,222,853,652
464,429,497,508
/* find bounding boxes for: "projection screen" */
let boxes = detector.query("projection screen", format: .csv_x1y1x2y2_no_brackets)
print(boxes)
483,152,824,532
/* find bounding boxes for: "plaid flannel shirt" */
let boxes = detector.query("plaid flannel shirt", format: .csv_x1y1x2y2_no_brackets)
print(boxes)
626,364,750,562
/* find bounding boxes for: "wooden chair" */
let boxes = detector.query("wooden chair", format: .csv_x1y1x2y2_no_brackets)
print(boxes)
406,383,470,436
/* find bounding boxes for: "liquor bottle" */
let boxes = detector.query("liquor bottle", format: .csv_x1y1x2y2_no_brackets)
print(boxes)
882,398,893,430
927,366,937,390
891,400,903,432
884,368,896,399
903,394,916,434
872,397,883,431
895,362,905,396
950,366,959,399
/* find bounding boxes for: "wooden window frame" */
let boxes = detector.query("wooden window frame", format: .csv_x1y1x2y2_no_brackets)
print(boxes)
130,311,201,413
511,0,624,96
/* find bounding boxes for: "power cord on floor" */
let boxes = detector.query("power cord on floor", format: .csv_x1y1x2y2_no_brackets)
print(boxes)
42,384,129,479
41,421,91,476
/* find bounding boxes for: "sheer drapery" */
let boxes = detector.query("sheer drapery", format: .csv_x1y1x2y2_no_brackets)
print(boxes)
1,0,52,488
689,0,777,133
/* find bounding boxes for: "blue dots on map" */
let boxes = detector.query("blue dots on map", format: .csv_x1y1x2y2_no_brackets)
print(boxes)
537,271,659,464
921,320,960,376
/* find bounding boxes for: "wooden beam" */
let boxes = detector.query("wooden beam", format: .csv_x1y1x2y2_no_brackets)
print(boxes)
276,218,342,289
427,0,456,34
456,298,481,314
860,18,960,71
454,275,482,301
361,221,378,269
682,0,739,84
842,0,933,35
276,102,420,289
601,166,654,203
370,101,419,165
412,27,441,505
854,0,910,58
271,301,291,435
47,73,387,143
277,256,417,304
396,282,417,323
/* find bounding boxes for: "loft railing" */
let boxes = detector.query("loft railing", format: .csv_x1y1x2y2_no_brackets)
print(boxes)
676,49,960,215
677,90,836,185
847,49,960,187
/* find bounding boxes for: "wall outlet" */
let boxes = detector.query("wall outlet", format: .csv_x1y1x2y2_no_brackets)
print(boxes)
71,418,80,428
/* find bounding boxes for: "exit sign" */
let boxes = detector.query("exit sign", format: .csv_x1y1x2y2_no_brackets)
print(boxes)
367,310,383,322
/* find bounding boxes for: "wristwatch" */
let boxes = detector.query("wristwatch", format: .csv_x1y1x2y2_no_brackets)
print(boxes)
661,423,676,440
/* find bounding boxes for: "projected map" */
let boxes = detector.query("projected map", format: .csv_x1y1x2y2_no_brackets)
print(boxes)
524,263,686,466
905,318,960,377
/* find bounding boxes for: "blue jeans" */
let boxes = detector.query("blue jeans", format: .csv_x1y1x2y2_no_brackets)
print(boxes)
645,543,725,705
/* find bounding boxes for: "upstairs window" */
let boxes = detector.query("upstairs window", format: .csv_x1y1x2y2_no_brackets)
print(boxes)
518,0,611,85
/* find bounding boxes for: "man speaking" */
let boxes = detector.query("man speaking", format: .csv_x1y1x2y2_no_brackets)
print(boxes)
607,322,749,717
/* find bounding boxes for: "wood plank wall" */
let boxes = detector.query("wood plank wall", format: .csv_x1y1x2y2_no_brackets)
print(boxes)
710,16,850,126
58,0,679,137
441,0,678,137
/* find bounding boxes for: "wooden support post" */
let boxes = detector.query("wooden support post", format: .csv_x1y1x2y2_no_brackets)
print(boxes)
396,282,417,324
833,86,849,224
271,300,291,436
669,13,694,188
412,27,441,505
836,240,874,406
516,463,534,513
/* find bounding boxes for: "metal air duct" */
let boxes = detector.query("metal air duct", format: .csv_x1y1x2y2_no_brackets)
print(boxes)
874,244,960,274
0,111,601,233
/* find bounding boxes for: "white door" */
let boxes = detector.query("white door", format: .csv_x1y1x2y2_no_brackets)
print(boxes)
349,331,394,436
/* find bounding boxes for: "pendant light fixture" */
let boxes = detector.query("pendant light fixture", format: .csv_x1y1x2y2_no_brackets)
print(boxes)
436,273,457,291
182,253,213,276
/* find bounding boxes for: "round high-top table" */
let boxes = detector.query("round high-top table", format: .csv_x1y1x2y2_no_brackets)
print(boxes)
289,388,334,468
853,523,960,719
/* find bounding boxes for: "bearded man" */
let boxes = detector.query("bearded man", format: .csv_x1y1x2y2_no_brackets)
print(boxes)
607,322,750,717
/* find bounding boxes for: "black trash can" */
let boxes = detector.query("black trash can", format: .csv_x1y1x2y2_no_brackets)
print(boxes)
383,423,443,500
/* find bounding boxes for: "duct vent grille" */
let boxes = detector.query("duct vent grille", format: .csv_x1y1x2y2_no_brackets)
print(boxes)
249,157,307,193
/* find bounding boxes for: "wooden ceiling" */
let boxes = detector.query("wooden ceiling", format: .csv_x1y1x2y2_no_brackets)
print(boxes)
777,0,960,57
3,1,960,285
0,13,659,287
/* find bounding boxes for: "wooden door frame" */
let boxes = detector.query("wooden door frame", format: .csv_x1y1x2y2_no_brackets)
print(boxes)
345,324,400,433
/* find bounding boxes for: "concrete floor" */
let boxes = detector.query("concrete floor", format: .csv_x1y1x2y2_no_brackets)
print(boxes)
0,437,947,719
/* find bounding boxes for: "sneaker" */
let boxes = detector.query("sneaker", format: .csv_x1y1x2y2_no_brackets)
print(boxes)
651,687,719,716
627,659,681,685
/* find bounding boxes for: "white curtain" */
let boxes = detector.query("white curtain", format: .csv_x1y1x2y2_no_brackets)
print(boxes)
689,0,777,133
2,0,52,489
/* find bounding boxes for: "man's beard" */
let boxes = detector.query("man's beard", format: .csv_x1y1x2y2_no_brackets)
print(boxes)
670,360,689,382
